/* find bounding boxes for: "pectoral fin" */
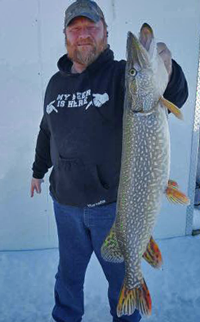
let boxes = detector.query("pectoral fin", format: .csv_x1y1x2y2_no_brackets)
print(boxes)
160,97,183,120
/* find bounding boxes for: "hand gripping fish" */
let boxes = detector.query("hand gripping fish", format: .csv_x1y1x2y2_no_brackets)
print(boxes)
101,23,189,317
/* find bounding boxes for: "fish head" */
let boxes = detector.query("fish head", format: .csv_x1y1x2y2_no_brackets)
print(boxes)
125,23,169,113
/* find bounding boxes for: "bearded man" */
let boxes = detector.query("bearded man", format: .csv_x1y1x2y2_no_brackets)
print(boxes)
30,1,188,321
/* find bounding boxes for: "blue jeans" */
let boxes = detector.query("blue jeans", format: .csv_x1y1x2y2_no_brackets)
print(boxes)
51,197,141,322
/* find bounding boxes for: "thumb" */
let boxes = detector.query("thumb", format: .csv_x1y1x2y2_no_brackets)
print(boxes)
157,42,172,77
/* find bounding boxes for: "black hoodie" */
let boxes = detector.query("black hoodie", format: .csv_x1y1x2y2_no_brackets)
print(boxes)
32,48,188,207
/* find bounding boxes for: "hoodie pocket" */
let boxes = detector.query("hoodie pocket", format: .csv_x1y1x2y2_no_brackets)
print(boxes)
51,156,109,206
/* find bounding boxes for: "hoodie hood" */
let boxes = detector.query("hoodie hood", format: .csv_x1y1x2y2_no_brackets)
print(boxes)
57,47,114,76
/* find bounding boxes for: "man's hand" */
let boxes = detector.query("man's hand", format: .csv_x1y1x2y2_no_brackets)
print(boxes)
30,178,44,197
157,42,172,79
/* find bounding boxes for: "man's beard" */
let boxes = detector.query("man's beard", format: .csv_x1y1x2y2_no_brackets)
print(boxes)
66,36,107,67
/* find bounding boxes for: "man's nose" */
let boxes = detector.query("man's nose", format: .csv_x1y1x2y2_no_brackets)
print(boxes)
78,27,90,39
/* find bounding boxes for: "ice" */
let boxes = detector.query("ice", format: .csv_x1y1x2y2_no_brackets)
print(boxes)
0,235,200,322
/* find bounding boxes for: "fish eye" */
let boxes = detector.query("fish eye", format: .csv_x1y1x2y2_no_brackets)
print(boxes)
129,68,137,77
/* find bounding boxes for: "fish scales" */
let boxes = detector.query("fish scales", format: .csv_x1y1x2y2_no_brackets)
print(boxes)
100,20,194,316
116,103,170,288
100,23,175,317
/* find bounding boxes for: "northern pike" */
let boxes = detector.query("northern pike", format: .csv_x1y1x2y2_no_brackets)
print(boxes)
101,23,189,317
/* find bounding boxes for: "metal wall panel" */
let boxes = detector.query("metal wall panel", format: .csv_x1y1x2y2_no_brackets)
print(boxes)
0,0,56,250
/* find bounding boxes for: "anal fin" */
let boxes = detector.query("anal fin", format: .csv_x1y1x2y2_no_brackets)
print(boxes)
142,236,163,269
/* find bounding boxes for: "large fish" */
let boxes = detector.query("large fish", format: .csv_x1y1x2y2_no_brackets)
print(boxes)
101,23,189,317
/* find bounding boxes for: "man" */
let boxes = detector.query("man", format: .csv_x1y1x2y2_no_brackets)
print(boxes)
31,1,188,321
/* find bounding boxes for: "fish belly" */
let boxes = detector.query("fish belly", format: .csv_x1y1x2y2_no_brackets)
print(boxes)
116,105,170,288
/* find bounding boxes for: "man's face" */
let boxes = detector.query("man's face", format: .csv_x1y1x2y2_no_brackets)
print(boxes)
65,16,107,67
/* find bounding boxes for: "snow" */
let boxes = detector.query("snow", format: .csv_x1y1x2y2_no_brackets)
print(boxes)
0,235,200,322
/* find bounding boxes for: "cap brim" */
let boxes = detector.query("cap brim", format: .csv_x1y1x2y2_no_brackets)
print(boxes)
66,12,100,26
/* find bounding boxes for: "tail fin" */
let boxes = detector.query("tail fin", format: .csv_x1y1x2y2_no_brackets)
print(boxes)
117,279,152,317
143,236,163,269
101,225,124,263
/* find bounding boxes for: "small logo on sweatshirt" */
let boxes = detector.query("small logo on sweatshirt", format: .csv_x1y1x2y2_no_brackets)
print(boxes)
87,200,106,207
85,93,109,110
46,90,109,114
46,101,58,114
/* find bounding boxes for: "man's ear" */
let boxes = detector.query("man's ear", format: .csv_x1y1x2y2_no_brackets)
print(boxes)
103,26,108,38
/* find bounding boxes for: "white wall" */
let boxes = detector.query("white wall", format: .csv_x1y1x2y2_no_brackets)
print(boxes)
0,0,199,250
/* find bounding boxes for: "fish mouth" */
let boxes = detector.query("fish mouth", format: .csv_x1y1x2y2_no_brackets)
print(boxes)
126,31,150,69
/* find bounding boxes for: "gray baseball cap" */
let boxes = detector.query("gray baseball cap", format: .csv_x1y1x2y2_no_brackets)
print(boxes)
64,0,105,30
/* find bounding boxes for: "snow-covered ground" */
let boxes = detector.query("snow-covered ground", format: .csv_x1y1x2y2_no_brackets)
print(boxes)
0,235,200,322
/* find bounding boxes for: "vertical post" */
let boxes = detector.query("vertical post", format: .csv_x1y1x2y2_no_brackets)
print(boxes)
186,36,200,235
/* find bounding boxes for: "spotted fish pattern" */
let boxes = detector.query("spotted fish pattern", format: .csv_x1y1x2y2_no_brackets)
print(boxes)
116,104,170,288
101,23,171,317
